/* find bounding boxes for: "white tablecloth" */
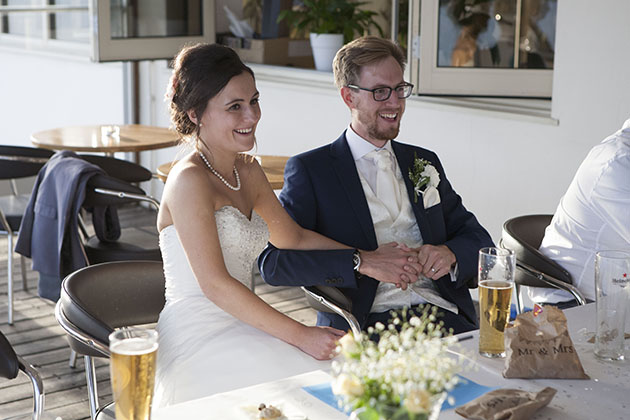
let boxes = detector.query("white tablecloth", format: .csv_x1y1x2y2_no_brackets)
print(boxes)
443,303,630,420
153,303,629,420
152,370,343,420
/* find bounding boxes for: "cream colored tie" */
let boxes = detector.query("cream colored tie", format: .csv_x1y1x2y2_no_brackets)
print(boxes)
366,148,402,220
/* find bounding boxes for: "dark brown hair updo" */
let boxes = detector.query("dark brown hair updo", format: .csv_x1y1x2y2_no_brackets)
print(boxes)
167,43,254,136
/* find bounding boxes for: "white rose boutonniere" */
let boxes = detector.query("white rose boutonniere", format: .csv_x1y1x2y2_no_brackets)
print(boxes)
408,152,440,204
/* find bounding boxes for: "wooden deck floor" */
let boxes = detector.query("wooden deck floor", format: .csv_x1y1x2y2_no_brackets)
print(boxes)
0,207,316,420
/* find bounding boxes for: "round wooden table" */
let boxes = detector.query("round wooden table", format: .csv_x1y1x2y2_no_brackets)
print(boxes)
157,155,289,189
31,124,180,153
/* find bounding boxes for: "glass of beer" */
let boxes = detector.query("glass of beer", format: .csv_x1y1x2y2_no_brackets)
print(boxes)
109,327,158,420
478,247,515,358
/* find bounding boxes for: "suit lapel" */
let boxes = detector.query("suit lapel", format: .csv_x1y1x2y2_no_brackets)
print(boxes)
331,134,378,249
391,141,433,242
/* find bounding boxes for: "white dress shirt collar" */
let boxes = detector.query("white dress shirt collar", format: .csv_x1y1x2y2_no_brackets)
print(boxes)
345,125,394,161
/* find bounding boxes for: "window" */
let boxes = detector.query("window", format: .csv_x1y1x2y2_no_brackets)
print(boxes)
410,0,557,97
0,0,215,61
92,0,215,62
0,0,90,49
51,0,89,42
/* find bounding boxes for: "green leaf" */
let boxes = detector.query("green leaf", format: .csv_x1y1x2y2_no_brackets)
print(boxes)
279,0,383,40
356,406,382,420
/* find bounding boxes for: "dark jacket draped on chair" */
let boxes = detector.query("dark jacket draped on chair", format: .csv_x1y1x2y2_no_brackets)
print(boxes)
15,150,120,301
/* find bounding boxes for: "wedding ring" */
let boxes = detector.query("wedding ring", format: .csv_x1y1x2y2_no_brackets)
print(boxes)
431,268,436,272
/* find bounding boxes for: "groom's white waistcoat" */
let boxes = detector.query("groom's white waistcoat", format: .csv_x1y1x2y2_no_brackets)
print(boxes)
350,137,458,315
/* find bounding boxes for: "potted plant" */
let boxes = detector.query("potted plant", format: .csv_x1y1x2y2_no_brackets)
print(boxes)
278,0,384,71
333,308,465,420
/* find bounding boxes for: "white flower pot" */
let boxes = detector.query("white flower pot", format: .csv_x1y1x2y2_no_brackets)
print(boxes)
309,32,344,72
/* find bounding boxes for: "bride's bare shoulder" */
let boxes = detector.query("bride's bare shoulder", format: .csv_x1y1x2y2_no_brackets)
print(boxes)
236,153,264,179
168,154,204,179
164,155,213,196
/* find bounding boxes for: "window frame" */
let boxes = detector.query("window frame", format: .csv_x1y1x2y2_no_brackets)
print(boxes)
91,0,216,62
411,0,554,98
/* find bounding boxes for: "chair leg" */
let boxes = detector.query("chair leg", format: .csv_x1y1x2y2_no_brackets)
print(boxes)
68,349,78,368
20,255,28,292
8,234,14,325
84,355,99,420
18,356,45,420
515,284,524,314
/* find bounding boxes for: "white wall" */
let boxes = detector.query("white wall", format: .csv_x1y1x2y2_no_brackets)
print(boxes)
0,50,126,145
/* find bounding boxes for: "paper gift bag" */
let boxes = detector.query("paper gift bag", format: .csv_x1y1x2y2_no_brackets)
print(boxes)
503,305,589,379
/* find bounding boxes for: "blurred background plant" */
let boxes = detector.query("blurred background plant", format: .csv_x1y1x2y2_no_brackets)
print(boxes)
242,0,263,34
278,0,384,43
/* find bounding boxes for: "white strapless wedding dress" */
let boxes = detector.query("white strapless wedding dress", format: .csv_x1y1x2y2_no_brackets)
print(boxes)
153,206,328,407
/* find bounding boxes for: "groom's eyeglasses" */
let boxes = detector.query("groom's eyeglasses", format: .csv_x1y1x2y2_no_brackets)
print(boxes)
346,82,414,101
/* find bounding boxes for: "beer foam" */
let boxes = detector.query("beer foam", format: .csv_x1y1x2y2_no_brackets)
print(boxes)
479,279,513,289
110,337,158,355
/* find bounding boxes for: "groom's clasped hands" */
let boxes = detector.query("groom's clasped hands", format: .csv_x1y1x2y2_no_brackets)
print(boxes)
356,242,421,290
358,242,456,289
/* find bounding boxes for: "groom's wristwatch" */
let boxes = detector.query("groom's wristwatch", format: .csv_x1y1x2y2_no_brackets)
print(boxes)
352,249,362,275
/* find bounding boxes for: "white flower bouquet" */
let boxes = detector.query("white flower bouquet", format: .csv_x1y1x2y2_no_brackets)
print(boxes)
332,307,463,420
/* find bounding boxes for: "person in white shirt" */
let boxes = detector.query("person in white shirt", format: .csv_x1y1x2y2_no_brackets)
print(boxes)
258,36,493,334
532,118,630,306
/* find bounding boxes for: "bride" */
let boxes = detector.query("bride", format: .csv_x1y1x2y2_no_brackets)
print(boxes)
154,43,418,407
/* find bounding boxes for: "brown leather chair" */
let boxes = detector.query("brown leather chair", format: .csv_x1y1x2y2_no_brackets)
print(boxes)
55,260,165,420
500,214,586,313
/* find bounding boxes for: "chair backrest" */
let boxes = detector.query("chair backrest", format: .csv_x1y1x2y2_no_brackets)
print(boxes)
78,155,157,209
83,173,148,208
0,145,53,180
79,154,152,183
302,285,361,337
304,285,353,314
58,261,165,356
0,331,19,380
501,214,573,288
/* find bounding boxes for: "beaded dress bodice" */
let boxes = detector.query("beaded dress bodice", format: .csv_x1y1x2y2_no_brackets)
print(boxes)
159,206,269,302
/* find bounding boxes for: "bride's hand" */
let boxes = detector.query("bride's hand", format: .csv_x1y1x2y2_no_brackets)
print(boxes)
358,242,422,290
298,326,346,360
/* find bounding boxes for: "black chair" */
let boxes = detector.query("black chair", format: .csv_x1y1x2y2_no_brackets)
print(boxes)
77,154,161,265
0,330,45,420
302,285,361,336
500,214,587,313
55,260,165,420
0,145,54,324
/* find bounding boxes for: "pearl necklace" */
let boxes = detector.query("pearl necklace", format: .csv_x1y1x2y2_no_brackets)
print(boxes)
197,151,241,191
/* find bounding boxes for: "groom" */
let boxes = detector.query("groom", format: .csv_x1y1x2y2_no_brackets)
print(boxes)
258,36,493,334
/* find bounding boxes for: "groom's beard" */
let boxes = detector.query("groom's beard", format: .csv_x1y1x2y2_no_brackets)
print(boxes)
358,109,403,142
367,122,400,141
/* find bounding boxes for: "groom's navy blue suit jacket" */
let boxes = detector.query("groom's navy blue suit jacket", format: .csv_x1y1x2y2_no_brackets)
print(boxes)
258,132,493,330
